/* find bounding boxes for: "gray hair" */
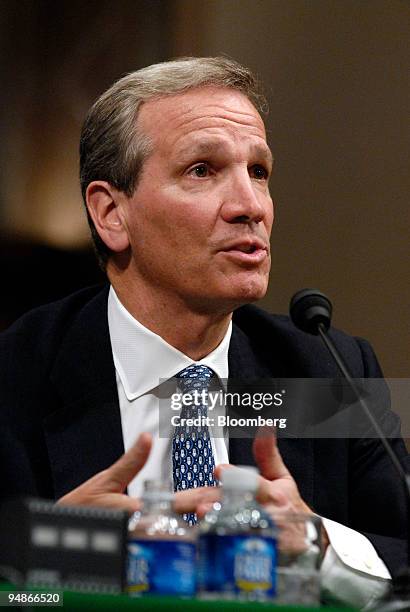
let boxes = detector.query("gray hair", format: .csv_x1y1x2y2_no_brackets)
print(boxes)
79,56,268,269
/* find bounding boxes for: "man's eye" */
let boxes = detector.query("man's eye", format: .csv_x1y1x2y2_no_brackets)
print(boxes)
250,165,269,180
188,163,209,178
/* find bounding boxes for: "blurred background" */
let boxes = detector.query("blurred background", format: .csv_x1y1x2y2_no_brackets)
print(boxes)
0,0,409,376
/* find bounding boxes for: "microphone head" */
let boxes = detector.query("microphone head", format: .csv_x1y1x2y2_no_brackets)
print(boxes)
290,288,332,335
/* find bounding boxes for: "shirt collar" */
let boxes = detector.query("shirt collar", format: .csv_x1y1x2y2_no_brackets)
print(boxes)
108,286,232,401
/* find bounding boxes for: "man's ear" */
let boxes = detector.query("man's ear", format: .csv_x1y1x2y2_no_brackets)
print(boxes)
86,181,130,253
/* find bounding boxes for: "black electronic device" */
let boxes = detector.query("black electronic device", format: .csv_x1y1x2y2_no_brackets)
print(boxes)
0,497,128,594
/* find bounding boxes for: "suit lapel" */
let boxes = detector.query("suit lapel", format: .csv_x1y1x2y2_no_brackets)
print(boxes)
43,287,124,498
228,322,314,508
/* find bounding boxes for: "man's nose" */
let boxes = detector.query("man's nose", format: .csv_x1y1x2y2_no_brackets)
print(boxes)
220,170,268,224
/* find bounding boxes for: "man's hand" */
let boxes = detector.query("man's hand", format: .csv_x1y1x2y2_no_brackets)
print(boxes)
214,428,328,555
173,485,221,518
57,430,219,517
252,428,312,514
57,433,152,513
174,428,312,520
214,428,312,515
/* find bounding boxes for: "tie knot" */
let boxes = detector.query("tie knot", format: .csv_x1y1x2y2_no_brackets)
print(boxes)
176,364,214,393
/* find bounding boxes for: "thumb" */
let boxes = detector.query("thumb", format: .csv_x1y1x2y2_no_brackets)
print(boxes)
252,427,290,481
107,432,152,491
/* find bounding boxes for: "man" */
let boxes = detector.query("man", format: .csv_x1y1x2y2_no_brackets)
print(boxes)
0,57,407,606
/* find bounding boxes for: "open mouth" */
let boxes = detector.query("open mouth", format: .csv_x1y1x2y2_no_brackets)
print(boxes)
220,240,268,263
235,244,258,254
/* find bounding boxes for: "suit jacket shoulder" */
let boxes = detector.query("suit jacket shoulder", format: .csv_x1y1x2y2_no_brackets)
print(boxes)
0,284,124,499
232,303,382,377
1,284,108,362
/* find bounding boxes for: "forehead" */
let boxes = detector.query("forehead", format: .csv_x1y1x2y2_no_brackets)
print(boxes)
137,86,268,154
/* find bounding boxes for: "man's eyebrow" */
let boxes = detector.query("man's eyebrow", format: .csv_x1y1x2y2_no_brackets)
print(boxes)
176,140,227,159
250,144,274,166
176,140,274,166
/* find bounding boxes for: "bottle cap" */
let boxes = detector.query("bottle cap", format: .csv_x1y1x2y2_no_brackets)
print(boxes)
221,465,259,492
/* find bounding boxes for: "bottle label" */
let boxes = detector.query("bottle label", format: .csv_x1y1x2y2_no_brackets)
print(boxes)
199,534,276,596
127,539,196,596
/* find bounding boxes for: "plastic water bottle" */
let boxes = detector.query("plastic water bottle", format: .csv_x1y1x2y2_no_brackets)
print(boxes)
127,480,196,596
198,466,277,601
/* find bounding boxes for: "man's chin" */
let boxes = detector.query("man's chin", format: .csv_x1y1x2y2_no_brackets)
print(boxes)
231,289,267,308
215,281,269,312
186,273,269,314
233,275,269,301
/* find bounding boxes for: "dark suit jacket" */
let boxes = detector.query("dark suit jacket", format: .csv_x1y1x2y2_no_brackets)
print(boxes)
0,285,407,575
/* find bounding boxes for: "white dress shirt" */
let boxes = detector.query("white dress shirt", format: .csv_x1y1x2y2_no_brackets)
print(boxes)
108,286,390,607
108,287,230,498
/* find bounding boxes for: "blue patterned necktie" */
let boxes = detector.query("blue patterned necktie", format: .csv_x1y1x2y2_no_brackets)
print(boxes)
172,364,216,525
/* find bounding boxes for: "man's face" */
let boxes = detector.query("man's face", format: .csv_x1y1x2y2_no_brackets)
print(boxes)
120,86,274,314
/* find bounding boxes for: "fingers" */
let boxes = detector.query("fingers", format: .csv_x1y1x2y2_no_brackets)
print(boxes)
173,485,221,514
214,462,285,505
214,430,291,484
57,433,152,514
256,478,290,506
107,432,152,491
91,493,142,514
197,502,215,519
59,490,142,514
252,426,290,481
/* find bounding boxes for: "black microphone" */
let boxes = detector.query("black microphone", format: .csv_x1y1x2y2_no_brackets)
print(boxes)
290,288,410,603
290,288,408,482
290,288,332,334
